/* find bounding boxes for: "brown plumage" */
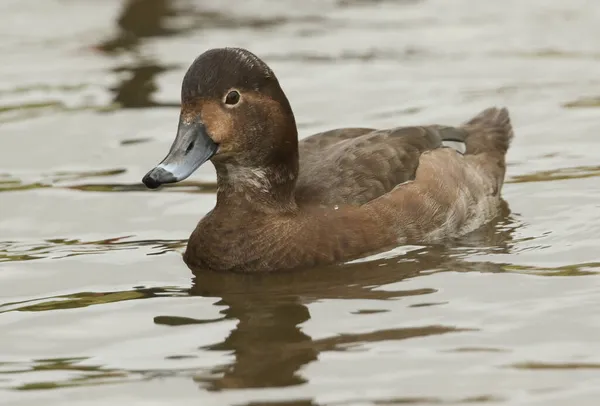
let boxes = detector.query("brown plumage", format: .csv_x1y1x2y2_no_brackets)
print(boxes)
142,47,515,273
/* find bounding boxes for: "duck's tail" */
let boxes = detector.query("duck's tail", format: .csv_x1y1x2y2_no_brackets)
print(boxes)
460,107,514,158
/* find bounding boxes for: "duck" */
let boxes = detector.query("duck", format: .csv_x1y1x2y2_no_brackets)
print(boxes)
142,47,514,273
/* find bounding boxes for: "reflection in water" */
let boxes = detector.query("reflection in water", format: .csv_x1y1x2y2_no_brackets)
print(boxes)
245,401,319,406
4,203,595,395
92,0,331,110
1,357,128,391
96,0,178,54
187,268,465,391
1,205,520,393
198,290,464,391
507,165,600,184
510,362,600,370
181,203,515,392
563,96,600,108
95,0,181,109
0,286,187,314
110,64,179,109
0,237,186,263
375,395,504,404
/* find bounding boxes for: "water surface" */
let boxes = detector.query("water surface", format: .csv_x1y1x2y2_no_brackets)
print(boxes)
1,0,600,405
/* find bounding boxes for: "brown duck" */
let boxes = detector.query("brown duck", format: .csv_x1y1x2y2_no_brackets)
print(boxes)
142,47,514,273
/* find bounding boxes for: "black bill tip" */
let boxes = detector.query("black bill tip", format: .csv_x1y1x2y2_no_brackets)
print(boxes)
142,167,177,189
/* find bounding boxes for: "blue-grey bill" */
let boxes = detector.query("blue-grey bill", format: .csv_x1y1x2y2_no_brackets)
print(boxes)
142,119,218,189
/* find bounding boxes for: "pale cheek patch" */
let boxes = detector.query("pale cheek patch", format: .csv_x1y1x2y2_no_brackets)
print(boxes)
201,102,233,145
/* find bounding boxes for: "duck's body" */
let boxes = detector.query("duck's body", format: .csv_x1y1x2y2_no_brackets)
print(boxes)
142,48,514,273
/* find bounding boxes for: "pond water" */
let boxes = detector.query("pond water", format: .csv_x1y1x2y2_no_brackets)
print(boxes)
1,0,600,405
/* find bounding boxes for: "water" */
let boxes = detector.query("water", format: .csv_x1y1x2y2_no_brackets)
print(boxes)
1,0,600,405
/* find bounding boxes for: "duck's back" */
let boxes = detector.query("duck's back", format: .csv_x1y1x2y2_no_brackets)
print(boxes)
296,125,468,206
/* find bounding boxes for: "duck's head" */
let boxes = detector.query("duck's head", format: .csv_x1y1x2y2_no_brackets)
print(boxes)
142,47,298,189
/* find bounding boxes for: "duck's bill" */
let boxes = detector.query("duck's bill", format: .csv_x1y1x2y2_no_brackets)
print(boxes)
142,119,218,189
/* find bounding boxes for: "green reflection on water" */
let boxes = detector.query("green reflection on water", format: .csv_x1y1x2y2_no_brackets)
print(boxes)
502,262,600,276
510,362,600,370
563,96,600,108
1,357,128,391
508,165,600,183
0,286,188,314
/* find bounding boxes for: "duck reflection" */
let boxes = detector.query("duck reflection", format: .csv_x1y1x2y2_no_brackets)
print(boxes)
166,202,518,391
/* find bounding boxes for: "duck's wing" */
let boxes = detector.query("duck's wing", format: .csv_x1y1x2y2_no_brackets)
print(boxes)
296,125,468,206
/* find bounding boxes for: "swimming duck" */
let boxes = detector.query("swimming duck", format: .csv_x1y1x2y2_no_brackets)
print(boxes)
142,47,514,273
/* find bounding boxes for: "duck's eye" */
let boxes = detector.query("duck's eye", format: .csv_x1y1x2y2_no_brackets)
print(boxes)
224,90,240,106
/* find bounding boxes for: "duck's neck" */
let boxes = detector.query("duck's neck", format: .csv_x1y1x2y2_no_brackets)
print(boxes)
213,155,299,213
213,89,300,213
